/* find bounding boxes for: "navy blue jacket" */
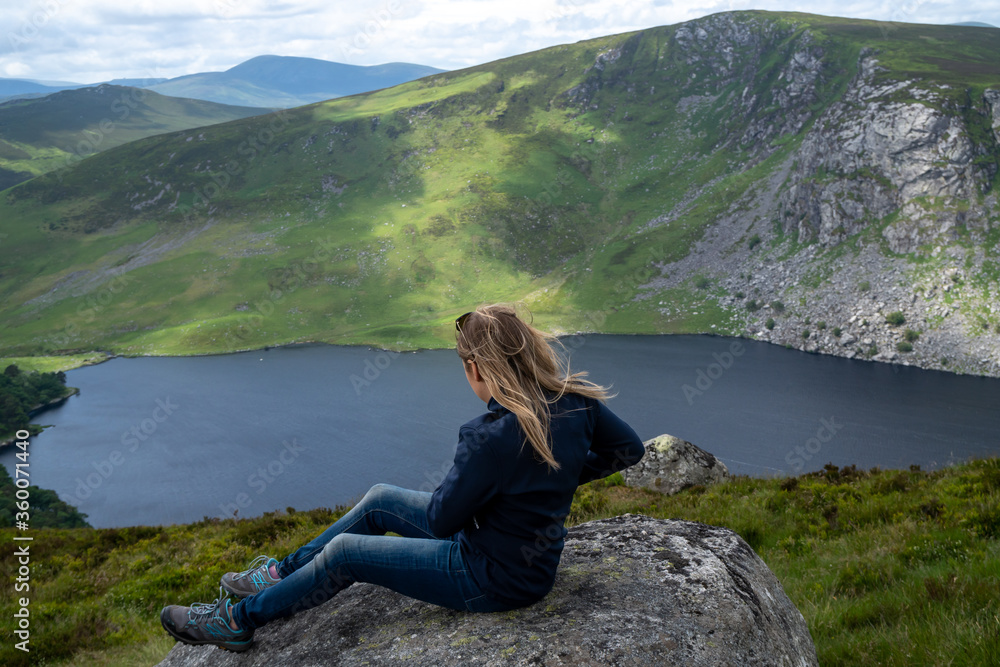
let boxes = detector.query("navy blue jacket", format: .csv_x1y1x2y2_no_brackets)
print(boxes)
426,393,645,607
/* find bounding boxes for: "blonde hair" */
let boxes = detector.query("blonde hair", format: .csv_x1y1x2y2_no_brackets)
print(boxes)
455,304,612,470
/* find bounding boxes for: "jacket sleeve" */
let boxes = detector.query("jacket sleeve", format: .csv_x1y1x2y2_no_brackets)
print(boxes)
426,424,501,538
578,401,645,485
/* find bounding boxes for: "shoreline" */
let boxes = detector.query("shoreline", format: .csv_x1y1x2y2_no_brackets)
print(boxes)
0,387,79,448
13,331,1000,379
45,453,1000,530
28,387,80,418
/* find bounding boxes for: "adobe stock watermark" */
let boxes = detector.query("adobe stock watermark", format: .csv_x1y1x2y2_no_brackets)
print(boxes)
226,236,340,344
565,239,673,337
545,0,588,22
50,271,133,348
418,418,638,500
416,425,492,494
177,109,292,224
544,235,671,360
350,348,403,395
65,397,180,503
339,0,404,59
526,139,608,213
521,511,569,566
7,0,66,49
215,0,239,17
558,331,589,354
681,341,745,405
784,417,844,473
218,439,306,518
284,559,354,616
53,74,167,182
879,0,928,37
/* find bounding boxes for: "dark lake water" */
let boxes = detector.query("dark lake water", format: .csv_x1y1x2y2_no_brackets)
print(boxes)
4,335,1000,528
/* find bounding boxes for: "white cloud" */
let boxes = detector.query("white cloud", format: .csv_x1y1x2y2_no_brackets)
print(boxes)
1,0,996,83
2,62,32,79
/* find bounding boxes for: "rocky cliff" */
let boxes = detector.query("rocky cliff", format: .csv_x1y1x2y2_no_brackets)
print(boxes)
641,15,1000,376
157,515,818,666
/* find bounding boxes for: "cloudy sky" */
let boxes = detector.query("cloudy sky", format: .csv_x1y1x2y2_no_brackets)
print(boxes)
4,0,998,84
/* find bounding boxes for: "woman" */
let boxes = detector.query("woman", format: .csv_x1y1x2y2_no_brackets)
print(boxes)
161,304,645,652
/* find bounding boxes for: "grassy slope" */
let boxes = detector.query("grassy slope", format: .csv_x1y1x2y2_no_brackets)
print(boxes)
0,86,270,189
0,13,997,363
0,353,108,373
0,458,996,666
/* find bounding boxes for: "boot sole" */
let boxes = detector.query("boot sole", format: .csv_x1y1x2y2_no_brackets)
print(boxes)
160,607,255,653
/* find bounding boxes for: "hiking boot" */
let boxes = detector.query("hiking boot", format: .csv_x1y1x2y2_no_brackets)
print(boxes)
221,555,282,598
160,586,254,652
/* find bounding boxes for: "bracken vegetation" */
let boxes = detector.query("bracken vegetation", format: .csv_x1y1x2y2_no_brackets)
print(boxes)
1,458,997,665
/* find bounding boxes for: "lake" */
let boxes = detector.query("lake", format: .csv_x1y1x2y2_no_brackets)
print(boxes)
4,335,999,528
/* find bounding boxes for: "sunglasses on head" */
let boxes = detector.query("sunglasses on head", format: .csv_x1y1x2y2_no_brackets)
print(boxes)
455,311,474,332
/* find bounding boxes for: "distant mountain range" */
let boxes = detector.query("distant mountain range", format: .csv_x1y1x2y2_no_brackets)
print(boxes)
0,78,170,102
0,78,77,98
0,56,446,108
0,56,446,189
147,56,446,107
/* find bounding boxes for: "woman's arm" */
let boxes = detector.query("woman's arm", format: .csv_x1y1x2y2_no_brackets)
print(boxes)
578,402,645,485
426,424,501,538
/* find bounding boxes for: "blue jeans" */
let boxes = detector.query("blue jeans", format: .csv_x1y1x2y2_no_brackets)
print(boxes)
231,484,515,631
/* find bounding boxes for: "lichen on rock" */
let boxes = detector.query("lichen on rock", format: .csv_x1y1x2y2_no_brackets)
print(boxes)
622,434,730,495
157,515,817,666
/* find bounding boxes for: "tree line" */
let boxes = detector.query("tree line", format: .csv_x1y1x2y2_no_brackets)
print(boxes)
0,364,71,437
0,365,89,528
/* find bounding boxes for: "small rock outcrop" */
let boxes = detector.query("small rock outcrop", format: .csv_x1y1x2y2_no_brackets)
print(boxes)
158,515,817,667
623,434,730,494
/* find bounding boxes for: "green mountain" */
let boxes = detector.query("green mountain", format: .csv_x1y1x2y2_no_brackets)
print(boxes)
0,85,270,190
146,56,447,108
1,11,998,376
